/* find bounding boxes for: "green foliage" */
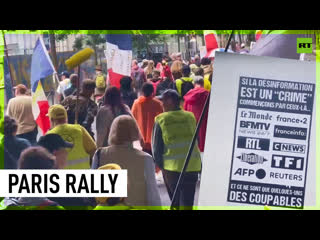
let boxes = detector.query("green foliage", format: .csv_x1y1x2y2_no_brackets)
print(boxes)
50,30,82,42
73,36,84,51
55,34,68,42
84,34,106,48
52,30,82,35
132,34,168,53
82,34,106,65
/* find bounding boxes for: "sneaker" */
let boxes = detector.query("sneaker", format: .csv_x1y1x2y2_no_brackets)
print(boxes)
156,171,164,184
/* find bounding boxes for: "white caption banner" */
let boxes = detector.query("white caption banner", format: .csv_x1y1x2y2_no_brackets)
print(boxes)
0,170,127,197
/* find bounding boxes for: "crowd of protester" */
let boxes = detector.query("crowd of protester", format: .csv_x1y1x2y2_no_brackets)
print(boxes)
0,52,214,210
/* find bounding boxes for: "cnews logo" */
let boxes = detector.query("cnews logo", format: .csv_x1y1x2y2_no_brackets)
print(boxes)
297,38,312,54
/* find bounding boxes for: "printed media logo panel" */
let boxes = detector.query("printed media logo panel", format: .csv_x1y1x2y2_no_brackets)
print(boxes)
227,76,314,209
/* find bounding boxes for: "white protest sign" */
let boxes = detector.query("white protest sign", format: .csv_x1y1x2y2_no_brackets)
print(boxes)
198,52,316,209
112,48,132,76
200,46,207,59
106,42,132,76
106,42,117,66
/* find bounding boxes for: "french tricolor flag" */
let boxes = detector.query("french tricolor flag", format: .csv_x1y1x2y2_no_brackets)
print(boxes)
105,34,132,89
31,37,55,135
255,30,263,41
203,30,219,58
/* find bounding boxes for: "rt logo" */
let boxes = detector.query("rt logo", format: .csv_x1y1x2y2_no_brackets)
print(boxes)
297,38,312,54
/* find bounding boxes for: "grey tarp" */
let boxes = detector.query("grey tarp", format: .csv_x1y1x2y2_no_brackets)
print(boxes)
249,33,308,60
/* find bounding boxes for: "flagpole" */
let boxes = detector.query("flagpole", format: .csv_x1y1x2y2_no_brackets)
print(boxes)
75,65,80,124
2,30,15,96
169,30,234,210
52,73,60,104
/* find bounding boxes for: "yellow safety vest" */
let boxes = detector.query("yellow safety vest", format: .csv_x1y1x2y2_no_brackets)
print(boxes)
47,124,90,169
155,110,201,172
175,77,194,96
203,74,211,92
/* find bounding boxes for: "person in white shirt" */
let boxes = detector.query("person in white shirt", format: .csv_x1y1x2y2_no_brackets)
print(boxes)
56,71,71,102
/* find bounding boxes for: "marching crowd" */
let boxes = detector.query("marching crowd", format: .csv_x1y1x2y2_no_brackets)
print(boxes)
0,52,214,210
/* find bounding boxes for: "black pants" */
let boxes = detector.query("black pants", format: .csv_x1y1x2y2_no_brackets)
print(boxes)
142,148,153,157
162,170,199,210
17,127,38,145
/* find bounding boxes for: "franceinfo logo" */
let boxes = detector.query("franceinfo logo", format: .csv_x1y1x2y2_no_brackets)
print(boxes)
274,125,307,140
237,153,267,165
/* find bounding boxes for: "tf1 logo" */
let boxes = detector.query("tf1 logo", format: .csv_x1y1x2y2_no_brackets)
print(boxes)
271,155,304,170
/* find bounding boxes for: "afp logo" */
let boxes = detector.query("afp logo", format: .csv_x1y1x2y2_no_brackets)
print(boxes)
297,38,312,54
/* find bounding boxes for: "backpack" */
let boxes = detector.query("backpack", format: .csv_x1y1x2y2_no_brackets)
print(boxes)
180,79,194,98
62,96,88,125
96,74,106,89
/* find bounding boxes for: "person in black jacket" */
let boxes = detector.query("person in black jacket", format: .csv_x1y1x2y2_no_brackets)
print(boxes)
37,134,96,210
155,64,175,97
3,115,31,169
61,79,98,139
120,76,137,109
156,77,174,97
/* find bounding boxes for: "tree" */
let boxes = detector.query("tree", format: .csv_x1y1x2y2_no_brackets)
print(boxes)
47,30,83,71
73,36,84,51
132,34,168,59
48,30,58,71
83,34,106,66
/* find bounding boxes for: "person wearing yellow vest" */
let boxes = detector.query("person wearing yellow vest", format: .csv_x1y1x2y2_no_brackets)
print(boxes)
94,65,106,100
193,67,211,92
94,163,135,210
152,89,201,210
175,65,194,98
46,104,97,169
200,57,212,92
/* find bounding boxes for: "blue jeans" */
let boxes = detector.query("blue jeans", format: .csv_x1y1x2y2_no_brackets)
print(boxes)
17,127,38,146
